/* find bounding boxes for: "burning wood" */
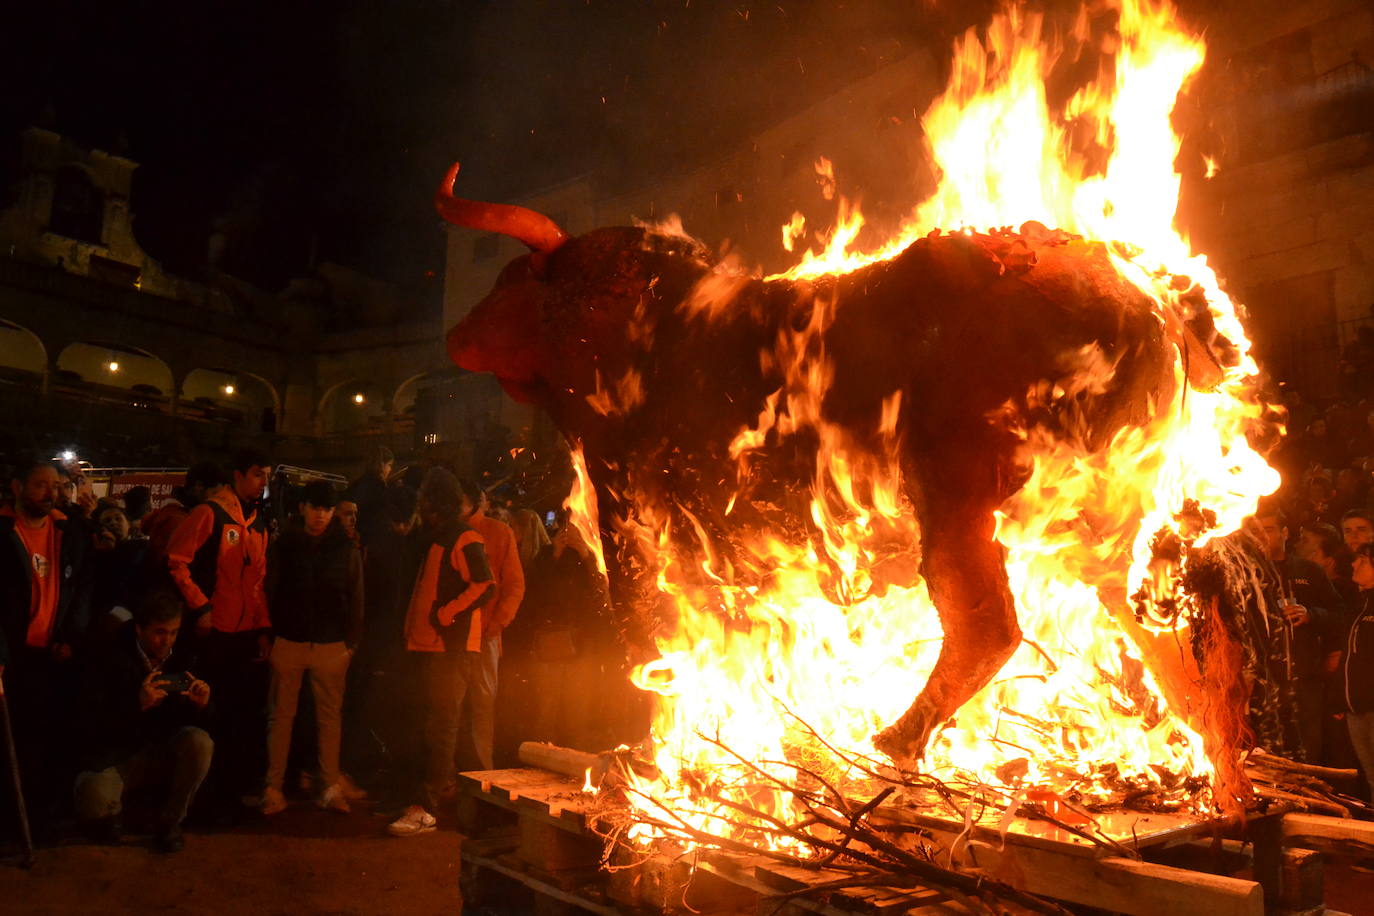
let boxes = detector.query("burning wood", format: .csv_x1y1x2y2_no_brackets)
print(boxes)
442,0,1287,856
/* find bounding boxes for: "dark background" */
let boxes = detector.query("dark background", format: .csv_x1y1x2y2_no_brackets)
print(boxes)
0,0,1014,298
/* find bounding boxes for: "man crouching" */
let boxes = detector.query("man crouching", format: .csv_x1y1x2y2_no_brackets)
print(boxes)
74,589,212,853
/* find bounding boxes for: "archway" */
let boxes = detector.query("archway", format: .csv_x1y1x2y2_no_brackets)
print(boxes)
317,379,389,436
0,320,47,381
182,367,279,431
55,341,174,406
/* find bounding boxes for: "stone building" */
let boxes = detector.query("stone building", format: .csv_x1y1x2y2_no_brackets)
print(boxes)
0,127,454,475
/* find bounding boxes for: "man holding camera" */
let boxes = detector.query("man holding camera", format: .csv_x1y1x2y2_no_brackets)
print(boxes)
73,590,212,853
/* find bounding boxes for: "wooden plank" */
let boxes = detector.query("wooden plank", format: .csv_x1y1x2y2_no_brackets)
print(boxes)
754,862,954,915
696,859,958,916
462,847,620,916
959,838,1263,916
876,798,1248,859
1281,812,1374,852
1278,847,1324,912
835,883,948,914
754,862,854,891
458,768,601,836
518,818,604,874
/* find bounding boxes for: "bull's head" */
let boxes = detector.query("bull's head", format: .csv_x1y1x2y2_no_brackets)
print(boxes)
438,163,711,407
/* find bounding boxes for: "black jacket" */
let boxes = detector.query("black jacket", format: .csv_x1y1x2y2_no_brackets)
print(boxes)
75,621,208,772
265,523,364,647
0,510,92,668
1343,589,1374,713
348,473,388,548
1275,554,1345,682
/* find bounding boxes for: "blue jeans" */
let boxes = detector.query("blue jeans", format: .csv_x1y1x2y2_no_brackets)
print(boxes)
421,637,498,813
1346,711,1374,798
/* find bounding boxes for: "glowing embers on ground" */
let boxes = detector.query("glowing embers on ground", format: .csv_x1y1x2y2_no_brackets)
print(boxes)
570,0,1279,850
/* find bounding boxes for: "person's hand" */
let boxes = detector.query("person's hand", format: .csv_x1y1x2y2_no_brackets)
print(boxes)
139,671,168,711
186,675,210,709
74,477,97,514
194,604,214,635
1282,603,1310,626
51,643,72,663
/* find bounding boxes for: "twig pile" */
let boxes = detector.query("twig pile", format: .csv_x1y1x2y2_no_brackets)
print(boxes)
579,717,1367,914
1244,749,1372,818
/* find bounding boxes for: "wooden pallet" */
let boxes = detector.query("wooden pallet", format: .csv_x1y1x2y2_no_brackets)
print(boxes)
455,768,1366,916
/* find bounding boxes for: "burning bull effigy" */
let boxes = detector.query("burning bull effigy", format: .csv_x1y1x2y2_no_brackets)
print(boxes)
435,0,1351,884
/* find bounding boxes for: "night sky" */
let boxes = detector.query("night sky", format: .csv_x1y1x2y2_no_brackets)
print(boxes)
2,1,1039,302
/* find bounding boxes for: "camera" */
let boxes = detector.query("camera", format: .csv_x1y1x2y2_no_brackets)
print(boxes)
155,671,193,694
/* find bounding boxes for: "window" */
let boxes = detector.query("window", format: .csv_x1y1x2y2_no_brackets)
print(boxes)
49,166,104,244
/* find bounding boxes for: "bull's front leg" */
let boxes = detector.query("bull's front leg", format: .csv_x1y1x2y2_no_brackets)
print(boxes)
873,449,1021,768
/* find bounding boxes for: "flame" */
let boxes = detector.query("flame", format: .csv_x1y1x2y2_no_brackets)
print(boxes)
600,0,1278,848
564,443,607,576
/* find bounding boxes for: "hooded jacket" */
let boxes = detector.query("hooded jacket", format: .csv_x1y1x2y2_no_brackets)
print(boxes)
0,507,91,668
166,489,269,633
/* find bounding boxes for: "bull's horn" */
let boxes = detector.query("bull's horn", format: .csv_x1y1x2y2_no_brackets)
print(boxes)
435,162,568,254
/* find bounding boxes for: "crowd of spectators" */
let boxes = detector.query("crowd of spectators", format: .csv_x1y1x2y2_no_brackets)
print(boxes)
15,388,1374,859
1251,388,1374,800
0,445,637,855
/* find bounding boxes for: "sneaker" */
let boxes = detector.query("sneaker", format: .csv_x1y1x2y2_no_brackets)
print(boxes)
387,805,437,837
318,783,351,814
260,786,288,816
338,773,369,801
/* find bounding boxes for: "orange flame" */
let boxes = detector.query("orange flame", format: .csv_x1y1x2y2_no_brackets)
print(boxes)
606,0,1278,847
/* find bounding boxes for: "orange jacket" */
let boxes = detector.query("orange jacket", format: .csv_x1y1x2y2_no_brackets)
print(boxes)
469,511,525,632
404,525,493,653
141,501,187,562
166,489,269,633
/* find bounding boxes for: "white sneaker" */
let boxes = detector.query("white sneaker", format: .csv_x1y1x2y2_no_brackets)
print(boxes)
318,783,351,814
260,787,288,816
387,805,437,836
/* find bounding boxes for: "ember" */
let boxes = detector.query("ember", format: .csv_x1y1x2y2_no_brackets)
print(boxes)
443,0,1281,851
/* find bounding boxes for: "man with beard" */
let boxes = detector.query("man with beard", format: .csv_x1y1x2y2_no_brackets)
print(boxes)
0,456,92,840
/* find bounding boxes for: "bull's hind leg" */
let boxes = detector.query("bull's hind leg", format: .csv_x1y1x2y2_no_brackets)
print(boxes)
873,451,1021,768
